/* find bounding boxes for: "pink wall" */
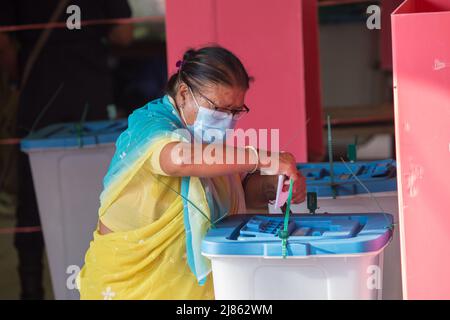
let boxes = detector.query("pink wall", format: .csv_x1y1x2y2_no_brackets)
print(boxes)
165,0,323,161
392,0,450,299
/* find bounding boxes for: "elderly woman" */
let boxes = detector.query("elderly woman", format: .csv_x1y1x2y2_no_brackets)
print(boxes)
78,46,306,299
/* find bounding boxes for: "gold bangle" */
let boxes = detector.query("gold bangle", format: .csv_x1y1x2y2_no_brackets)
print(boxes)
245,145,259,174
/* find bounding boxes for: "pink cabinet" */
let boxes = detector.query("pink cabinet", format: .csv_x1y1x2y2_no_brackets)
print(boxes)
392,0,450,299
165,0,323,161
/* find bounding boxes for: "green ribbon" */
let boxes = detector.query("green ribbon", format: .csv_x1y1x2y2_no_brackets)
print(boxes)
279,178,294,258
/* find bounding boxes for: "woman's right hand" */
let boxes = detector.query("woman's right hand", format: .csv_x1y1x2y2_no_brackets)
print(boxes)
258,151,298,177
258,151,306,203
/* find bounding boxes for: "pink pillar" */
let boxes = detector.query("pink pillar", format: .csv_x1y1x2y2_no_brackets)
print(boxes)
392,0,450,299
165,0,323,161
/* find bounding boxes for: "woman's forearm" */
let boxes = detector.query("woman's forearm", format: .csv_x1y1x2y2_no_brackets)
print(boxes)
160,141,261,177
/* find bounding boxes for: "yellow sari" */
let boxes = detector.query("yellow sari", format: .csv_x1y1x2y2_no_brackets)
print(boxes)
77,96,245,299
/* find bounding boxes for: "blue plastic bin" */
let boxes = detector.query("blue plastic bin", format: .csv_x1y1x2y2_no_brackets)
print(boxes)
202,213,393,300
21,119,126,300
21,120,127,151
268,159,401,300
297,159,397,198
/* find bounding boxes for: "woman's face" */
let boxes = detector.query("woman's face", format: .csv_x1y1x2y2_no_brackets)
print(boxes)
176,83,247,125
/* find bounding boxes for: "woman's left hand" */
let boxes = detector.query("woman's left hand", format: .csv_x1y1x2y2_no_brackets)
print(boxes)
282,171,306,204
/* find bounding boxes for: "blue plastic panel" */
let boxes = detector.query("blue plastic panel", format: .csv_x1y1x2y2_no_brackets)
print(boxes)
21,120,127,151
202,213,393,257
239,216,296,239
297,159,397,196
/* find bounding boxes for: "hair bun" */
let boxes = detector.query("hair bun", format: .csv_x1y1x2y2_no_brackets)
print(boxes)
166,46,250,98
183,49,196,62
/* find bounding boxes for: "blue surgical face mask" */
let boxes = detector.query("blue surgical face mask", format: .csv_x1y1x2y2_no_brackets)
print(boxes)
179,87,236,144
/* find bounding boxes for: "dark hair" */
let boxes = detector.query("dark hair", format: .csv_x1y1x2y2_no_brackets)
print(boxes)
167,46,251,97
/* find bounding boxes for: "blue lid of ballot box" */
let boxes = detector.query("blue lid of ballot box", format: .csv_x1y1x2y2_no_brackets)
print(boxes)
21,120,127,151
202,213,393,257
297,159,397,196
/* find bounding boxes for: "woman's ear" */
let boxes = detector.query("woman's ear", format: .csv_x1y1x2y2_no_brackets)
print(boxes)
176,82,189,108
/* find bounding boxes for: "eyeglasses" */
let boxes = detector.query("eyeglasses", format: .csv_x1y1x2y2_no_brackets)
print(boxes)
193,88,250,120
